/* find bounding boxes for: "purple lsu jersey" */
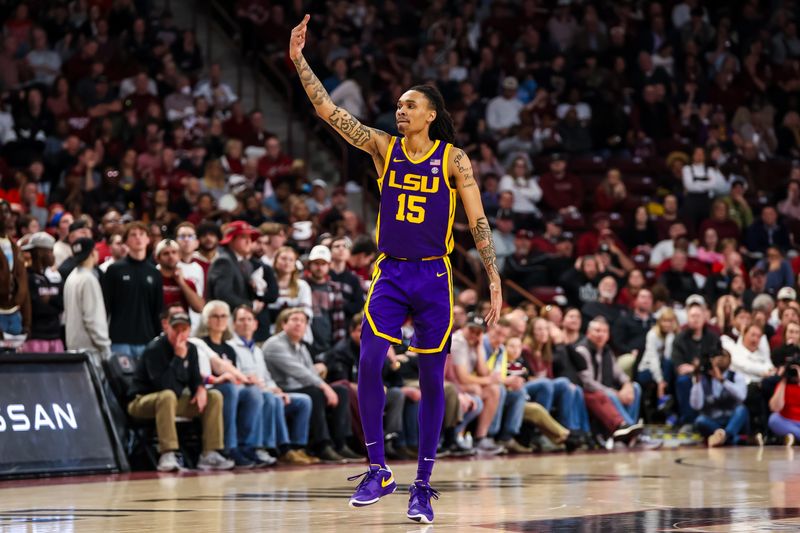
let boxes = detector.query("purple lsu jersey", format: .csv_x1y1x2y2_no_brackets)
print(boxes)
376,137,456,260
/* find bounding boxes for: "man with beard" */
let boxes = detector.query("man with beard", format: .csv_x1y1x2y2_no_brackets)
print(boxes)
155,239,205,314
581,275,623,325
193,221,221,282
0,200,30,335
93,208,122,264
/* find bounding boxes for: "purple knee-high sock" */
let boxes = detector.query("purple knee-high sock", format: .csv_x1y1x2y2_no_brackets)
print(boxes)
358,322,391,468
415,349,447,483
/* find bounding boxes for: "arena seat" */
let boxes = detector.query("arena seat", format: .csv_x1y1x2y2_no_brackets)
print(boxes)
530,286,568,306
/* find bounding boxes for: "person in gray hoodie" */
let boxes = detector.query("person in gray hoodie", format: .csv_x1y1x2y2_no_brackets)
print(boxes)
64,237,111,366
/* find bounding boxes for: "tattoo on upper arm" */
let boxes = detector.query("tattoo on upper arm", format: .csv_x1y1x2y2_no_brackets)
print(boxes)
470,216,499,278
328,107,373,147
453,149,477,189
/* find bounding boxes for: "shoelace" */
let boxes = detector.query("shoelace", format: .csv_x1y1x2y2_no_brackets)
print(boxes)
348,468,382,490
410,483,440,505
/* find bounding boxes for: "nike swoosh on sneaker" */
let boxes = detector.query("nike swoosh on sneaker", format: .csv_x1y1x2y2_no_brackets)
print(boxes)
436,272,446,277
381,475,395,488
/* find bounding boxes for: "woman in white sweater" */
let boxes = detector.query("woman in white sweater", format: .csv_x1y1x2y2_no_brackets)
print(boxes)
638,308,677,400
498,156,542,218
729,324,776,384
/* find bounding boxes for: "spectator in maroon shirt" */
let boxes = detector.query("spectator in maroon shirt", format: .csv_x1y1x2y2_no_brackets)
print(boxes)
125,72,161,120
242,110,274,149
655,193,680,241
257,135,293,185
594,168,628,212
698,199,741,243
530,215,564,254
576,212,628,257
539,153,583,213
220,138,245,175
155,238,205,314
223,101,254,141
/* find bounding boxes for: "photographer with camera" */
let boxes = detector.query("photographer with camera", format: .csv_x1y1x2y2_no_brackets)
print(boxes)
768,357,800,446
689,349,748,447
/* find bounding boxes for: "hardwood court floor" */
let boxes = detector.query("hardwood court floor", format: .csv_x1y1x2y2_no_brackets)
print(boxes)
2,447,800,532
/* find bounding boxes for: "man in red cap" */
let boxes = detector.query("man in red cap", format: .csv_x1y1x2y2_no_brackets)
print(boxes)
207,220,265,317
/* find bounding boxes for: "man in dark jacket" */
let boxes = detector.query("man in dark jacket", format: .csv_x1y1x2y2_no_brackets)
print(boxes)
744,206,790,254
21,232,63,351
328,236,364,322
0,199,30,335
127,311,234,472
612,288,656,357
102,221,162,358
207,220,277,340
671,299,721,428
324,312,406,459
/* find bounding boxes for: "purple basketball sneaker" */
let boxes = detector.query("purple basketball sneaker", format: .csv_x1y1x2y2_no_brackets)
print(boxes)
348,465,396,507
407,480,440,524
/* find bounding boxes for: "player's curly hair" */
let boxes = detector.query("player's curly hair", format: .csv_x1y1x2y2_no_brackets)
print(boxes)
409,84,455,145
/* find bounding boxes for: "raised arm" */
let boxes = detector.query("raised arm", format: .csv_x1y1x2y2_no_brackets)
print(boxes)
289,15,390,159
451,147,502,325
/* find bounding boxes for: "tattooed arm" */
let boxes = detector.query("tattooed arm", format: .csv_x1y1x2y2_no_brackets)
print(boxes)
289,15,390,160
451,147,503,325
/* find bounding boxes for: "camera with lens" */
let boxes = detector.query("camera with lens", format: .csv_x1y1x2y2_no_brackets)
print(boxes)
698,356,713,376
785,357,800,385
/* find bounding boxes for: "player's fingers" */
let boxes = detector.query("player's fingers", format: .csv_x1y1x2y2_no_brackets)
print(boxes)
292,14,309,33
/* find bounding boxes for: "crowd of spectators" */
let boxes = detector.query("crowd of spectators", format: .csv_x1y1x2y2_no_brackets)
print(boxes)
2,0,800,470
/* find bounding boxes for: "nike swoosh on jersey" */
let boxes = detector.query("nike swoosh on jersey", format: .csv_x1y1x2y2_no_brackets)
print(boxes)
436,272,446,277
381,475,395,488
392,158,406,162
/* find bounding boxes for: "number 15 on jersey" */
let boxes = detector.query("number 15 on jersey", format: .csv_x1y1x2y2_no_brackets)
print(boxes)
395,193,426,224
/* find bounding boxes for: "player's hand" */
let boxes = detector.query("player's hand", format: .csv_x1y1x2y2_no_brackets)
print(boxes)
485,275,502,326
289,14,310,61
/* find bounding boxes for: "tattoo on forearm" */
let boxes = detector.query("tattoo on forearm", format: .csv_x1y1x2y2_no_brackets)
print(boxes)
292,56,331,108
470,216,499,278
293,55,384,153
328,107,372,147
454,149,476,188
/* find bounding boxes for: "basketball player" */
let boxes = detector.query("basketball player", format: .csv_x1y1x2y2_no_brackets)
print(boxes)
290,15,502,524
